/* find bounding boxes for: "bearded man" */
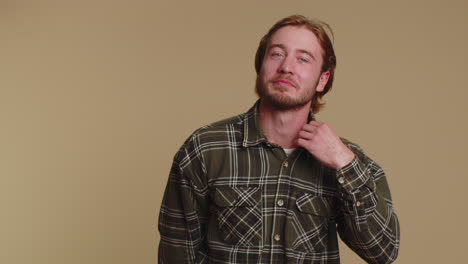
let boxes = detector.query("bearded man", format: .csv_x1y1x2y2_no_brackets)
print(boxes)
158,15,400,264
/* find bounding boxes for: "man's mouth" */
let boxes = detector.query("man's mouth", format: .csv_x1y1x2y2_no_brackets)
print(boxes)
273,79,295,88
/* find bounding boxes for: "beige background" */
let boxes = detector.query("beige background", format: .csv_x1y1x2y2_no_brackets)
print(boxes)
1,0,467,263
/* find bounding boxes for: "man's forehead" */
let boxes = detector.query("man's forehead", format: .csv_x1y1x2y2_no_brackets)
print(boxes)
267,25,323,55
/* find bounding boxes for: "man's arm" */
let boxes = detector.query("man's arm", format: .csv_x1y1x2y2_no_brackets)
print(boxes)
335,141,399,263
297,121,400,263
158,144,209,263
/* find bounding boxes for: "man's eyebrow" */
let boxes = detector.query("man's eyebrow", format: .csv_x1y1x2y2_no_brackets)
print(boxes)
267,44,286,51
297,49,317,61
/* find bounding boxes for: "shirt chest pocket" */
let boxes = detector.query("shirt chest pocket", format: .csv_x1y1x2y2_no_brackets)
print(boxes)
285,193,335,253
213,186,262,247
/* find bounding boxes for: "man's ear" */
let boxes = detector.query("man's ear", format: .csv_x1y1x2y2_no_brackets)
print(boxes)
316,71,330,93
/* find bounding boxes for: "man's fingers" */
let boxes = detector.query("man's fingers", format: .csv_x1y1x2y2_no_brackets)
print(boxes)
308,121,323,127
302,121,322,132
297,138,307,147
302,124,317,132
298,130,314,139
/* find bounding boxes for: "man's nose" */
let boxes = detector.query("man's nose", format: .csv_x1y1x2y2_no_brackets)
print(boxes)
278,56,294,74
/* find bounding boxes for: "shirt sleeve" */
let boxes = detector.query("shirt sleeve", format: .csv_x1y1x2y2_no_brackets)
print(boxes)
158,142,209,263
335,140,400,264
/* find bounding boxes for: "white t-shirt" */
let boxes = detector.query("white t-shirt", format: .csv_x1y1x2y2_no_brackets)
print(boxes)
283,148,296,156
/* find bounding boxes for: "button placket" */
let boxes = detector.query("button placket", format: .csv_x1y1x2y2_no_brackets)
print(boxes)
271,154,293,248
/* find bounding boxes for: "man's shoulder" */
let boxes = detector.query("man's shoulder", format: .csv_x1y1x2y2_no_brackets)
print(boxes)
205,113,245,129
183,112,247,146
198,112,245,132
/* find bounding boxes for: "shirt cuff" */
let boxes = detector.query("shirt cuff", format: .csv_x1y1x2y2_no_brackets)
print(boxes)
335,156,375,194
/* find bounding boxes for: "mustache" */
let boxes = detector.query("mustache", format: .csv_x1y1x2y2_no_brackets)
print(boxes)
270,76,298,88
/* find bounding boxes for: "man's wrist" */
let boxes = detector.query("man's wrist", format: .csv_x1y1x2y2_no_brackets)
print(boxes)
334,148,356,170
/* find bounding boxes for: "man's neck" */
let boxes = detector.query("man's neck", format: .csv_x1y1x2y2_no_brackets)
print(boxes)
258,100,311,149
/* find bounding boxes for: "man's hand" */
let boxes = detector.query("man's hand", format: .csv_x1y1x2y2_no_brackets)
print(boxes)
297,121,355,170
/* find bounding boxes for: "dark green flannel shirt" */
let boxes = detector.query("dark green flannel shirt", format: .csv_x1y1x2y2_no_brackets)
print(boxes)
158,102,400,263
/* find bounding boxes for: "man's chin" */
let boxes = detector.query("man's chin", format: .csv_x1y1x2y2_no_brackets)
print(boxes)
264,95,310,111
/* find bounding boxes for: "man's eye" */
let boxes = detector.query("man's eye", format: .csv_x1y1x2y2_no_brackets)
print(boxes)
272,52,283,57
299,57,309,63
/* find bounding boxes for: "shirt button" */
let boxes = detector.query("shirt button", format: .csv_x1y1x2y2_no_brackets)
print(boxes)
274,234,281,241
338,177,345,184
277,199,284,207
283,161,289,168
356,201,361,207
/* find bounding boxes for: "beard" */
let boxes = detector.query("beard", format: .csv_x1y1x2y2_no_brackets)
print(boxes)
255,75,318,110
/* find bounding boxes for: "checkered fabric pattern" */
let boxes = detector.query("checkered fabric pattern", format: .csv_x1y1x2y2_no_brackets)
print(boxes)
158,101,399,263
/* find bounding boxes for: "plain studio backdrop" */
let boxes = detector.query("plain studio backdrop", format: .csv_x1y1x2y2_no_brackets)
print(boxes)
1,0,467,263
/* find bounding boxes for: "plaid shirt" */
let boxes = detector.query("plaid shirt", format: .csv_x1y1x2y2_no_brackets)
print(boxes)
158,102,400,263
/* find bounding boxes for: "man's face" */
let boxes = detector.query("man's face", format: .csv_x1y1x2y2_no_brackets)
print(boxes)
256,25,330,110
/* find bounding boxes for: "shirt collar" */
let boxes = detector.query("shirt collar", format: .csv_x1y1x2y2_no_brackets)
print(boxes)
242,100,266,147
241,100,315,147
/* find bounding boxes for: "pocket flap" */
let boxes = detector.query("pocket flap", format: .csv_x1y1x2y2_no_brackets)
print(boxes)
296,193,333,217
214,186,260,207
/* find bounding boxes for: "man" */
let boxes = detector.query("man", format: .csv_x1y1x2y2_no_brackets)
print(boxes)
158,15,399,263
